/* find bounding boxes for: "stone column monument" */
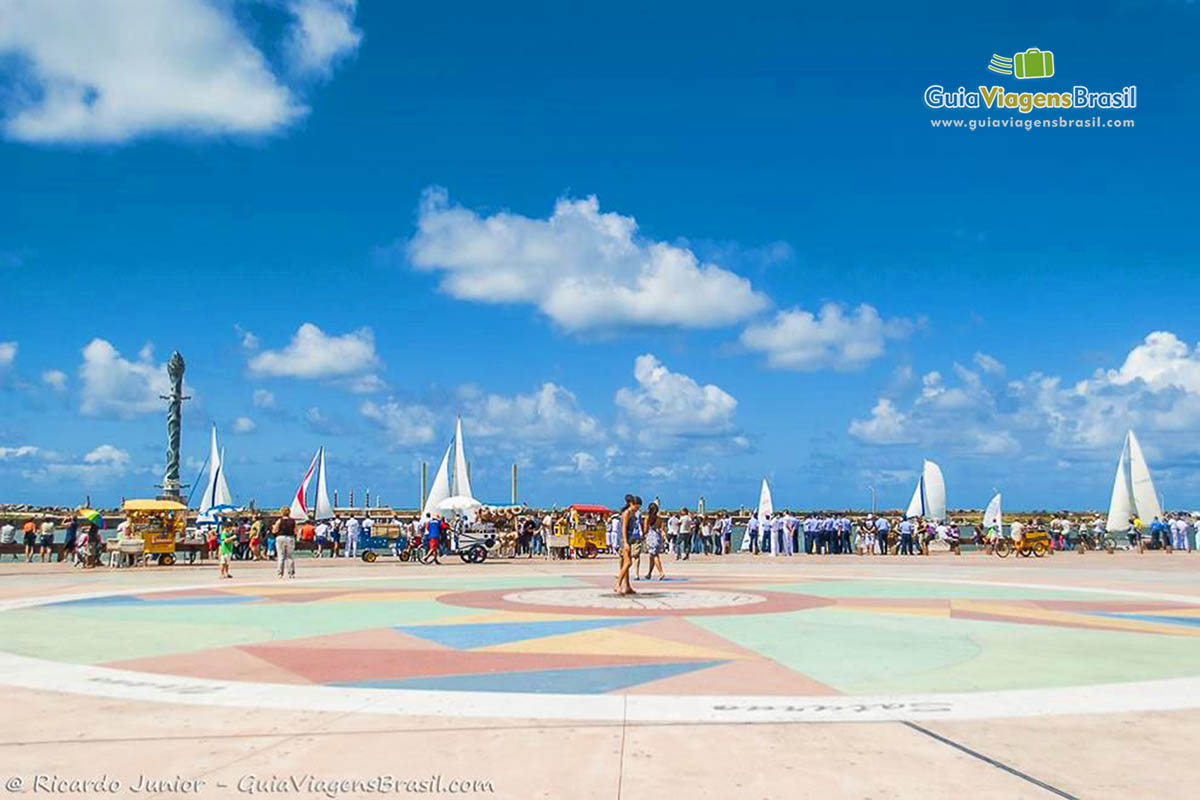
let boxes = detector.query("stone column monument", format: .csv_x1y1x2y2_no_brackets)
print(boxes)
159,351,188,501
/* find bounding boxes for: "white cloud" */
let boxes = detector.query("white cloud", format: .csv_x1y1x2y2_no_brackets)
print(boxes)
463,382,603,444
84,444,128,466
285,0,363,78
22,444,130,485
0,0,312,144
0,341,15,370
848,398,913,445
548,451,599,476
248,323,380,379
850,331,1200,459
41,369,67,391
252,389,276,409
1013,331,1200,450
973,352,1005,375
740,303,916,371
406,188,769,332
615,354,739,444
0,445,41,460
360,399,436,447
232,416,256,434
347,373,387,394
78,338,172,417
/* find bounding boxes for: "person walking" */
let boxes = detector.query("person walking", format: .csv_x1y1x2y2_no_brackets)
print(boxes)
614,495,641,595
218,520,236,579
643,502,666,580
273,507,297,579
676,508,693,560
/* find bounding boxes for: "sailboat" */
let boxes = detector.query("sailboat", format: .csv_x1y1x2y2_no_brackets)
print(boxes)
904,460,947,520
740,478,774,552
289,446,334,521
197,424,234,524
422,417,479,517
982,492,1002,534
1106,430,1162,532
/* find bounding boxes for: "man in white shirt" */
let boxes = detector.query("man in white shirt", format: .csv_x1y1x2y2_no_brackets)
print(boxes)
314,519,331,558
666,514,680,555
677,510,693,560
781,512,796,556
344,516,362,559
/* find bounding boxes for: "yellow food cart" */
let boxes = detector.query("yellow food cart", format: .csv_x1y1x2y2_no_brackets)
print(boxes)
123,499,188,566
568,504,611,558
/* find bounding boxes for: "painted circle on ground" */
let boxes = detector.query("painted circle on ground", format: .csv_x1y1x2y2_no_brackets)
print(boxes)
1,571,1199,722
438,583,827,616
503,587,767,611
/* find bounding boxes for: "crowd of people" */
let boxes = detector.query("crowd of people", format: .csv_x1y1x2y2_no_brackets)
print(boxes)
5,505,1198,582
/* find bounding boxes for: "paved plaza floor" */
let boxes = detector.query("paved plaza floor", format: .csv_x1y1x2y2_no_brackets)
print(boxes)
1,551,1198,799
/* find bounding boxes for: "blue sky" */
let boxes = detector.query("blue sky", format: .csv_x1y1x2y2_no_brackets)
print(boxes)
1,0,1198,511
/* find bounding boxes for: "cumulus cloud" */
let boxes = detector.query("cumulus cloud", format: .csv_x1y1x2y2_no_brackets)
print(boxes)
462,382,603,444
232,416,256,434
740,303,917,371
41,369,67,391
248,323,380,379
0,341,15,370
850,331,1200,460
0,0,330,144
285,0,363,78
22,444,130,485
78,339,173,417
360,399,436,447
848,398,913,445
406,188,769,332
548,451,599,476
615,354,740,447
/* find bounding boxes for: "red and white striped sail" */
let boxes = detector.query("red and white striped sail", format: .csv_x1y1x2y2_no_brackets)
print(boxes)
289,448,320,520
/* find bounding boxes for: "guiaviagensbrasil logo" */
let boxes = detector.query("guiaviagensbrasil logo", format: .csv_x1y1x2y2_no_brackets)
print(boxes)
988,48,1054,79
924,47,1136,115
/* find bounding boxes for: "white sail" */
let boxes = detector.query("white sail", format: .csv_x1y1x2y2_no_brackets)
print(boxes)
982,493,1002,530
905,479,923,519
757,478,774,554
198,425,233,516
904,460,946,520
1106,434,1133,532
1127,430,1163,523
923,460,947,521
314,447,334,521
289,448,320,520
452,416,473,500
215,447,232,507
422,442,452,517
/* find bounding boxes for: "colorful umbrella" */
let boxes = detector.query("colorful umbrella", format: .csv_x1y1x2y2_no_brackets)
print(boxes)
76,508,104,529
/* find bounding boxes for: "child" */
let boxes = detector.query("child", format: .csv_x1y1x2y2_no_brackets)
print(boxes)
218,522,236,579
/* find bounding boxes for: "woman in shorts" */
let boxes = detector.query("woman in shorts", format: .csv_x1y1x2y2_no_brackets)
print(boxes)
642,502,666,581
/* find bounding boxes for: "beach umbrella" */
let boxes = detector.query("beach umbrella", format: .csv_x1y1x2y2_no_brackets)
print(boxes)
76,508,103,529
197,503,238,526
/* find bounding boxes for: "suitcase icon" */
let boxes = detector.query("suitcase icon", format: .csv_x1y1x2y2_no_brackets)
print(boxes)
1014,48,1054,79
